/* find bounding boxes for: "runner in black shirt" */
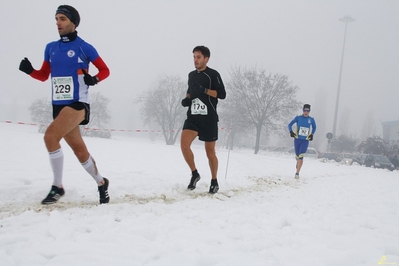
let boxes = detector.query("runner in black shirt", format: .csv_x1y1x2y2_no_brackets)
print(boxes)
180,46,226,193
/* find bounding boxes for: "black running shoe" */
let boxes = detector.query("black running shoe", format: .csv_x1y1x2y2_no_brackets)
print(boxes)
209,179,219,194
41,185,65,205
187,174,201,190
98,178,110,204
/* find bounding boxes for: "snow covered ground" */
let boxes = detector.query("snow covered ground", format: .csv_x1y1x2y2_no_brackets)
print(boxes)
0,122,398,266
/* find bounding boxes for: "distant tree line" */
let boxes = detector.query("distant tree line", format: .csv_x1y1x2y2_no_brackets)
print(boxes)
330,134,399,158
29,67,397,160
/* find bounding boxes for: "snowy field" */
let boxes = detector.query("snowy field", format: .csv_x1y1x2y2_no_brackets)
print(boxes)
0,122,398,266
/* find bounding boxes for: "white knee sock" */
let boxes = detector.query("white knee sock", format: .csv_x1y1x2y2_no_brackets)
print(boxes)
49,148,64,187
82,155,103,185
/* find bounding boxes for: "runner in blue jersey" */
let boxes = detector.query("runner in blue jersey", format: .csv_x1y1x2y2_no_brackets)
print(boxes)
19,5,110,205
180,46,226,194
288,104,317,179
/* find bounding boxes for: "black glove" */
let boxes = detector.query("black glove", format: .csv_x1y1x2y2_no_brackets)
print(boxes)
181,97,191,107
82,69,98,86
19,57,34,75
290,131,297,138
191,82,207,94
307,134,314,141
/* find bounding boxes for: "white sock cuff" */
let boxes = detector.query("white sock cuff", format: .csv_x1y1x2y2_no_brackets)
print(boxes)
49,148,63,159
81,155,93,168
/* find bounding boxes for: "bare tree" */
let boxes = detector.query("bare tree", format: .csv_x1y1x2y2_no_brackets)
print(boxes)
360,109,377,140
330,134,358,153
219,95,252,150
136,75,187,145
226,67,300,154
81,92,112,138
313,86,329,150
29,97,52,133
338,106,352,136
357,135,388,155
29,92,112,138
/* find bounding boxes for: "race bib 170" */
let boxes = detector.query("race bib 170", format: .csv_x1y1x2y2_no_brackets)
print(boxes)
191,98,208,115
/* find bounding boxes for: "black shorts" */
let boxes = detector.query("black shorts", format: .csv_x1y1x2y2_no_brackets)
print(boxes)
53,102,90,125
183,116,218,142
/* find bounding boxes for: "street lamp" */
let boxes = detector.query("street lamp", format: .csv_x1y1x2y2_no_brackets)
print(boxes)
332,15,355,137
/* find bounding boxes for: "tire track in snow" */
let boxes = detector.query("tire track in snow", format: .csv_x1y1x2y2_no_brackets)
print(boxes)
0,175,308,218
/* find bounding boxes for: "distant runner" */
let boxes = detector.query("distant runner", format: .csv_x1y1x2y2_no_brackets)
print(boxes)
288,104,317,179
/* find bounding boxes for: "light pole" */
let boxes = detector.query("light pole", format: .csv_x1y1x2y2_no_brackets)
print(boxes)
332,15,355,137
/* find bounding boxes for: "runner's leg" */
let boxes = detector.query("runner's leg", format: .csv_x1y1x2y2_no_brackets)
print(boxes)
44,107,85,186
181,129,198,171
205,141,218,179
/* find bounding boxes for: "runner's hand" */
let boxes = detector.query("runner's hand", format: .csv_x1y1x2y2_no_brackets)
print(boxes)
19,57,34,75
290,131,297,138
81,69,98,86
192,83,208,94
181,97,191,107
307,134,313,141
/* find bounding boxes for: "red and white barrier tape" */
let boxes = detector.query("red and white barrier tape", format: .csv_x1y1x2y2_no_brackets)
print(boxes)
2,120,230,133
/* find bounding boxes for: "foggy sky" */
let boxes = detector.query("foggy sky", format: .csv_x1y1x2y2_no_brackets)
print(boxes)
1,0,398,140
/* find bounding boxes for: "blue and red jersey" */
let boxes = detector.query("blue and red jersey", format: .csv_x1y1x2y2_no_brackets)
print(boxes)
30,35,109,105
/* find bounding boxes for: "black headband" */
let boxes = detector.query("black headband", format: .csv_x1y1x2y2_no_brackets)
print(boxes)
56,7,78,26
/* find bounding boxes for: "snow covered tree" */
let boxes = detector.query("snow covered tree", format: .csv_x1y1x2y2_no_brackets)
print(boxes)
136,75,187,145
357,135,388,155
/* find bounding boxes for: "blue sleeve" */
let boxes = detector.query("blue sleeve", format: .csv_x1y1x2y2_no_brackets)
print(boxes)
44,42,57,62
288,116,298,131
311,117,317,134
80,41,99,63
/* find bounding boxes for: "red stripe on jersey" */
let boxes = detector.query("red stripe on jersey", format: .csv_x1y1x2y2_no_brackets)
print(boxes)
92,56,110,82
30,60,51,82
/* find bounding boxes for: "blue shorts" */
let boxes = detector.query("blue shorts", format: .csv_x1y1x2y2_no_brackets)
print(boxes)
294,139,309,159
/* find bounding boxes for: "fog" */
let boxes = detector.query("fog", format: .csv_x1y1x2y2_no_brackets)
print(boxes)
1,0,398,144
